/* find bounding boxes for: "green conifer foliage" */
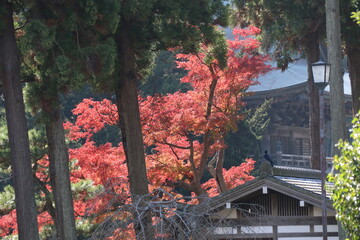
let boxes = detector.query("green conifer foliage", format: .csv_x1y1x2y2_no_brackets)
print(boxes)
0,107,10,170
341,0,360,114
17,1,120,239
234,0,326,68
0,1,40,238
225,99,272,167
139,51,189,96
0,185,15,215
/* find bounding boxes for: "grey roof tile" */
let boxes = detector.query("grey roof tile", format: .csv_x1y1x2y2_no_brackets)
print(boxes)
248,59,351,95
273,165,322,179
274,176,333,198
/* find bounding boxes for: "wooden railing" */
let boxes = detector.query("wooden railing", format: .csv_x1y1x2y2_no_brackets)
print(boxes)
208,216,338,239
275,153,333,169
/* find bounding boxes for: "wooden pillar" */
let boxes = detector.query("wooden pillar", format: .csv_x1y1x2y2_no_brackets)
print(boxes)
276,141,282,165
263,130,271,156
309,206,315,233
290,129,295,155
271,193,278,240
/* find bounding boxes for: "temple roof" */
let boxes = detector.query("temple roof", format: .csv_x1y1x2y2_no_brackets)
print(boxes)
249,59,352,95
274,176,333,198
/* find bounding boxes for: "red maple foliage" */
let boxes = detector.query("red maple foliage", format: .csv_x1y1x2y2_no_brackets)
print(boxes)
65,26,271,197
0,26,272,237
141,26,271,195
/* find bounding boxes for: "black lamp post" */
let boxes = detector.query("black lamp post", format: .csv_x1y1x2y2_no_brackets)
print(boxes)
311,60,330,240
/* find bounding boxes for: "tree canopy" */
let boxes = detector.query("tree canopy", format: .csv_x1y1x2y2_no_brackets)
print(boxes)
0,26,271,239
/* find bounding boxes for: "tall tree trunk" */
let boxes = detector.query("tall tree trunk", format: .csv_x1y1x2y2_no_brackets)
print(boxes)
29,0,77,238
327,0,346,156
346,43,360,115
115,20,152,240
305,35,321,170
0,1,40,239
41,92,77,240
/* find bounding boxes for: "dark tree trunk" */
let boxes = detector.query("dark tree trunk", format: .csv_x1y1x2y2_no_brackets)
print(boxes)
115,20,152,239
0,1,40,239
304,36,321,170
28,0,77,238
346,43,360,115
41,92,77,240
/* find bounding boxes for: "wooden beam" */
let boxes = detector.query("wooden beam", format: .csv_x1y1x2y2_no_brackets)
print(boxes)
271,193,278,216
271,193,278,240
211,216,337,226
209,233,273,239
209,232,339,239
278,232,338,237
273,225,278,240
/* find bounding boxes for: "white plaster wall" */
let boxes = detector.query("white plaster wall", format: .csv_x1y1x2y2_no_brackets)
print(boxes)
313,206,336,216
279,238,322,240
278,225,310,233
213,227,238,234
279,238,338,240
314,224,338,232
211,208,238,219
241,226,273,234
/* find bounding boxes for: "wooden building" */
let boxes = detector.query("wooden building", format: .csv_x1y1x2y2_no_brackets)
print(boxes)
196,163,339,240
244,60,353,168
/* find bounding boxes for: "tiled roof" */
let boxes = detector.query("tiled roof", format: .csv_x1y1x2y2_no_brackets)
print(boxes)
247,58,352,95
274,165,321,173
195,164,335,213
274,176,333,199
273,165,322,179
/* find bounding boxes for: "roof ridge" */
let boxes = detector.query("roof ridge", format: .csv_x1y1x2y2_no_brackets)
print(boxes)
273,165,321,179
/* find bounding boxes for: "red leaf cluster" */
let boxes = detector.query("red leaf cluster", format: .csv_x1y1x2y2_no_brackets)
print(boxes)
1,27,272,237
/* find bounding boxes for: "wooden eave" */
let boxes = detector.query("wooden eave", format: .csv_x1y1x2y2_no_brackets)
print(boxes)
246,82,308,100
195,176,334,214
245,81,352,101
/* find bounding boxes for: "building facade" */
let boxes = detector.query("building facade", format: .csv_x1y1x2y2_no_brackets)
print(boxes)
200,164,340,240
245,81,352,169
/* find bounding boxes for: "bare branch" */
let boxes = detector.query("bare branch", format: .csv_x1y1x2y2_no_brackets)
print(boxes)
161,139,190,150
87,182,267,240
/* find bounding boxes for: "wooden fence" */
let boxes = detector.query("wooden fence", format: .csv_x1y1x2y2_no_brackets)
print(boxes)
277,153,333,170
